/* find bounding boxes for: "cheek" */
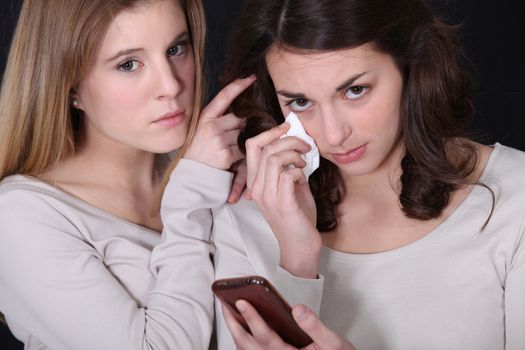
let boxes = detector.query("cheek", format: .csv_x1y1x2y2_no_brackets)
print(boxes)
80,76,148,123
360,93,402,136
106,87,145,113
296,115,326,152
179,56,196,99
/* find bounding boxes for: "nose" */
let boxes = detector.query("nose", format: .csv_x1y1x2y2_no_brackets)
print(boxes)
321,107,351,147
155,59,182,100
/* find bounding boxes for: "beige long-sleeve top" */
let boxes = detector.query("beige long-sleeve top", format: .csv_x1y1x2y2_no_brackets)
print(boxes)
0,159,232,350
212,143,525,350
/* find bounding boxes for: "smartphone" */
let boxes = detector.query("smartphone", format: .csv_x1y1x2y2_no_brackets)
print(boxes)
212,275,313,348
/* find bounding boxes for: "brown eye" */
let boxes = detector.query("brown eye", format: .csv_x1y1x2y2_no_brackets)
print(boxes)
288,98,313,112
296,99,308,106
344,85,369,100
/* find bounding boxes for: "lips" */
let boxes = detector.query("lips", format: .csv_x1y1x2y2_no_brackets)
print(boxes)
154,110,185,127
331,144,367,164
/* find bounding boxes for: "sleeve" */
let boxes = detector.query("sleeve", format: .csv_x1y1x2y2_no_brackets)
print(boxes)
0,159,233,350
504,213,525,350
149,159,233,349
271,267,324,314
211,204,261,350
211,202,325,349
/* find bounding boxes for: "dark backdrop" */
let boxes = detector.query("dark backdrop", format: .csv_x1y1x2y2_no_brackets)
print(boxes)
1,0,524,348
1,0,524,149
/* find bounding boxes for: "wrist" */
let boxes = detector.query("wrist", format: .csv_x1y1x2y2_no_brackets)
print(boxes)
279,238,321,279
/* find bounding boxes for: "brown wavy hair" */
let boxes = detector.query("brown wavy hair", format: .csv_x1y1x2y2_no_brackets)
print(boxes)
222,0,482,232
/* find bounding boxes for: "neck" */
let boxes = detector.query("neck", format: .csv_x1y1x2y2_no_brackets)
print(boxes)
49,126,162,193
77,143,159,191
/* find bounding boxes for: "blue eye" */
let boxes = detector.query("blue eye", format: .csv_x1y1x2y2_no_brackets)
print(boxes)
287,98,313,112
167,42,187,57
118,60,142,72
344,86,369,100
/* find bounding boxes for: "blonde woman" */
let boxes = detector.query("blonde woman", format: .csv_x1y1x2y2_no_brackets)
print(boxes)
0,0,252,349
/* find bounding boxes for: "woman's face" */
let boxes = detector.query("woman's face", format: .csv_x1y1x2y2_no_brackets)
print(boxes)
266,43,404,179
75,0,195,154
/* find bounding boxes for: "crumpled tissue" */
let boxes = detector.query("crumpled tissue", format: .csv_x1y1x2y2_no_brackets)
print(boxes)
281,112,320,179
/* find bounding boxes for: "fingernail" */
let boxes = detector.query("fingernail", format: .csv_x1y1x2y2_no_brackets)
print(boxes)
292,305,307,322
279,122,289,129
236,300,246,313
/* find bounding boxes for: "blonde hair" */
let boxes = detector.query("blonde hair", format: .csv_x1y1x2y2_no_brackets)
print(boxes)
0,0,206,326
0,0,206,181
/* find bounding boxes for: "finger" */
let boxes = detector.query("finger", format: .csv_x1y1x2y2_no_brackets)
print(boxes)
221,304,254,348
229,145,244,165
214,113,244,132
246,123,290,190
236,300,290,348
262,150,306,204
223,129,241,147
253,136,310,201
228,161,247,204
201,76,256,120
279,167,308,205
293,304,346,349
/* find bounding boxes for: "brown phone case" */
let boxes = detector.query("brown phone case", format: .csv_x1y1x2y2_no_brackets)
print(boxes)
212,275,313,348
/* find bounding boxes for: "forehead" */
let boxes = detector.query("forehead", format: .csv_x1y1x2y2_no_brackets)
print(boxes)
266,44,383,72
265,44,398,90
98,0,187,56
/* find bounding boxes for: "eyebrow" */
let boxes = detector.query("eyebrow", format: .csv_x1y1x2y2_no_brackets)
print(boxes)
276,71,369,99
335,72,369,91
105,31,190,63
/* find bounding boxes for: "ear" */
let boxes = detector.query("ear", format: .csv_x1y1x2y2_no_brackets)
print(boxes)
70,89,84,110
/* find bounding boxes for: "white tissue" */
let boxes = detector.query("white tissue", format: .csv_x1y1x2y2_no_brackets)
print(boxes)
281,112,320,179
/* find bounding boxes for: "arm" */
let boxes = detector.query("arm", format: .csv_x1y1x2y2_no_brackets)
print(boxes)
212,199,324,350
0,165,230,350
0,190,196,350
245,125,322,278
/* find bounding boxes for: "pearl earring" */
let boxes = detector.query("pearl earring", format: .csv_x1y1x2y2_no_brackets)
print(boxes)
72,99,78,107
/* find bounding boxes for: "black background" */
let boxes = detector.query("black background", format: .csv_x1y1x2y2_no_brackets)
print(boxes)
1,0,524,348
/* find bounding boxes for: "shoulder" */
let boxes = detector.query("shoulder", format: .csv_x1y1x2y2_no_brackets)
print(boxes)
482,144,525,188
476,144,525,239
1,174,58,208
0,178,100,279
0,174,78,216
0,175,87,249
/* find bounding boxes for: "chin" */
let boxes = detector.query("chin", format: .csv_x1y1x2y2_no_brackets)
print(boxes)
152,142,185,154
332,158,380,177
143,136,185,154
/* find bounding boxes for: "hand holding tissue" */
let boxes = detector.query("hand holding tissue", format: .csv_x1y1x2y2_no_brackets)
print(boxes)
281,112,320,179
